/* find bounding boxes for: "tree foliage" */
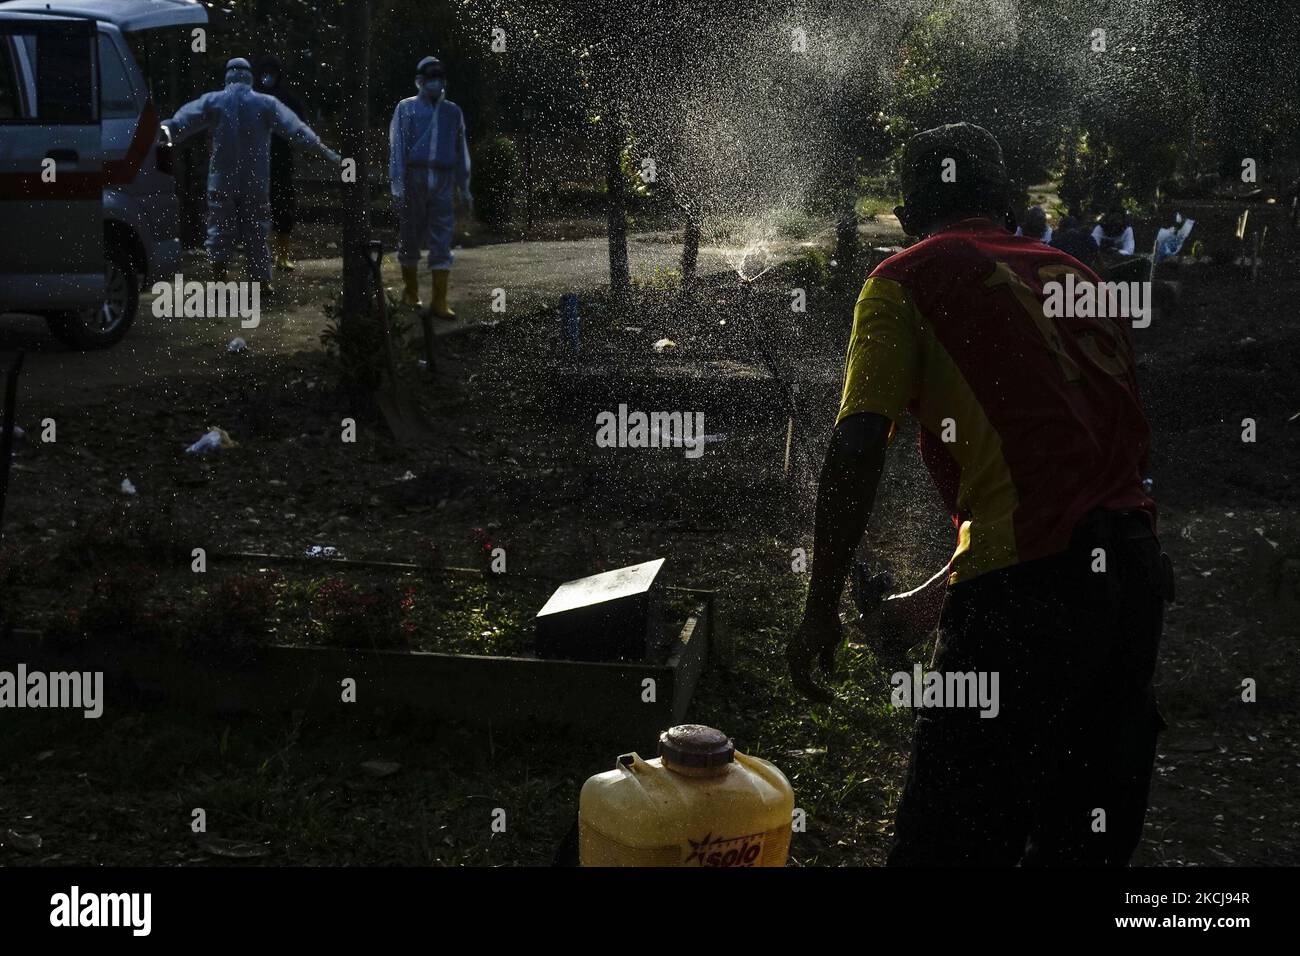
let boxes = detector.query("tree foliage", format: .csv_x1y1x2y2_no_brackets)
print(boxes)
195,2,1300,228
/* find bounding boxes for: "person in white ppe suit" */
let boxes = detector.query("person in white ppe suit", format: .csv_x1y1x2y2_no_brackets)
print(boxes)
389,56,472,318
1091,210,1136,256
163,58,342,289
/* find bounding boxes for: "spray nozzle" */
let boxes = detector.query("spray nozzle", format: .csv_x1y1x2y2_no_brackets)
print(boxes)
851,560,895,620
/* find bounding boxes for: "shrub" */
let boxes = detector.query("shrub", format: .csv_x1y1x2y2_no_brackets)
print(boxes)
1058,126,1178,215
185,572,282,660
319,295,397,394
82,565,158,636
773,209,812,240
786,247,832,293
631,266,682,293
312,577,407,650
474,135,519,229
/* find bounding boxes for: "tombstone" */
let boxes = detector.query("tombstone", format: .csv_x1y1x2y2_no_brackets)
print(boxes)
535,559,665,662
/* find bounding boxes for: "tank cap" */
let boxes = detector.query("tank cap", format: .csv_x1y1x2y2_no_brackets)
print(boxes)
658,725,735,769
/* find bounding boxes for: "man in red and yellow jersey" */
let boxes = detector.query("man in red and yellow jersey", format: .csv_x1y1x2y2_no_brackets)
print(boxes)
787,123,1173,866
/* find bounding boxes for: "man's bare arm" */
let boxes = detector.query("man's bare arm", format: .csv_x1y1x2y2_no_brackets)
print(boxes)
787,412,891,700
806,413,891,616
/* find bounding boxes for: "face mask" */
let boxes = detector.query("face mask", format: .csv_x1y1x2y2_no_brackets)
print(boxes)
421,79,445,99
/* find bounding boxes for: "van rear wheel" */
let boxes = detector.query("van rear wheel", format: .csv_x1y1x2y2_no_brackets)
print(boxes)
46,244,139,349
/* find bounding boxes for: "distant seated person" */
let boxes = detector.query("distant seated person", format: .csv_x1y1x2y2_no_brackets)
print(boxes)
1092,210,1135,256
1093,209,1151,283
1049,211,1099,267
1153,212,1195,264
1015,205,1053,244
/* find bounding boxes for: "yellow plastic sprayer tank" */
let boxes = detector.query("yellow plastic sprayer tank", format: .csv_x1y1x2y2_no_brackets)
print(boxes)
579,724,794,867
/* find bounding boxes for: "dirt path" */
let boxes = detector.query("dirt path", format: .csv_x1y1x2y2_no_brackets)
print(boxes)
2,227,870,408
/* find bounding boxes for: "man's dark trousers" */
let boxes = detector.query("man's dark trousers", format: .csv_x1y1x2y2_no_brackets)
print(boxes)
887,512,1167,866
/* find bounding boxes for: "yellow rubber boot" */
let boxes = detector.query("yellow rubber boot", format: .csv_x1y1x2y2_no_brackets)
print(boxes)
400,266,423,308
274,232,295,271
431,269,456,320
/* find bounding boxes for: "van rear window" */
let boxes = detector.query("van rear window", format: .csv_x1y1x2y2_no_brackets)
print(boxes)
0,40,23,119
0,27,98,124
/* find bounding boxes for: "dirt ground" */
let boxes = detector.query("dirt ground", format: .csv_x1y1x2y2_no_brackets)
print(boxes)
2,222,866,406
0,207,1296,867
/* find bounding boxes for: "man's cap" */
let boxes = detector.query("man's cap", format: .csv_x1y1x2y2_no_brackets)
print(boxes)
899,122,1009,203
416,56,445,77
224,58,253,85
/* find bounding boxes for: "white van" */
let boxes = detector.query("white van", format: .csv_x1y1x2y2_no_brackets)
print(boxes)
0,0,207,348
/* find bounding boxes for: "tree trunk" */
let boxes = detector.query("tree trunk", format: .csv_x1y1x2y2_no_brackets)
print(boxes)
834,162,861,285
604,121,630,309
835,209,860,282
523,118,535,231
340,0,372,325
680,209,700,288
